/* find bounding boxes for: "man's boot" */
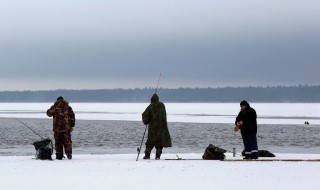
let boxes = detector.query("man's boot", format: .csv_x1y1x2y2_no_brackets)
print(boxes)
251,152,258,159
143,148,151,159
243,154,252,160
56,153,63,160
143,153,150,159
155,146,163,160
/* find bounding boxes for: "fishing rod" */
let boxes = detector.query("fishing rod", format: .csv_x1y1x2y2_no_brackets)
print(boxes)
136,73,162,161
13,117,55,153
12,117,45,140
154,73,162,94
136,125,148,161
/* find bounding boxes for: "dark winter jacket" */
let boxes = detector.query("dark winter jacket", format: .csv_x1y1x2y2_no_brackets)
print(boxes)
47,99,75,133
142,94,172,147
235,106,257,134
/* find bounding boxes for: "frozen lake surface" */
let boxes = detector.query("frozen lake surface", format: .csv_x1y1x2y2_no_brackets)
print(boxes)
1,102,320,124
1,103,320,156
1,118,320,156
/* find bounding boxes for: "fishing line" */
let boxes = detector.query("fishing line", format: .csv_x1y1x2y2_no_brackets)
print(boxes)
12,117,45,140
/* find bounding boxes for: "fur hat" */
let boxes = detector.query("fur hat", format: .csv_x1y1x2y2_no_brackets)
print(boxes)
57,96,64,101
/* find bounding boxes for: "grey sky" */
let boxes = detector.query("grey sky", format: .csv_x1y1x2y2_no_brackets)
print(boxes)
1,0,319,90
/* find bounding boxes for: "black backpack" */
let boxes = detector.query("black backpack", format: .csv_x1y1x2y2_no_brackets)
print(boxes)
33,139,53,160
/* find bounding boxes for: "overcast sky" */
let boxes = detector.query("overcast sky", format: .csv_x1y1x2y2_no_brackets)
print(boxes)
1,0,319,90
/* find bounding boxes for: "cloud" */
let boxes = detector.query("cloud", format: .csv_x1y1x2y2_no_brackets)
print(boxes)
0,0,320,90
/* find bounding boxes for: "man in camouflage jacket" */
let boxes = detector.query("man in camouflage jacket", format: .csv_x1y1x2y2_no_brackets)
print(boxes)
142,94,172,160
47,96,75,160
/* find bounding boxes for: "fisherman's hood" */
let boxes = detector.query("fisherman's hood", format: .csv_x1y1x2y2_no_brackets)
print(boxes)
54,99,69,106
151,94,159,103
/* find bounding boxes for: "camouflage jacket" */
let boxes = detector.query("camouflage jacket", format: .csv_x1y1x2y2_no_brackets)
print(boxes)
142,94,172,147
47,99,75,133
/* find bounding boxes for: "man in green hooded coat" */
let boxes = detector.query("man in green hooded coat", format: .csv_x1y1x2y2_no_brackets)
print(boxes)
142,94,172,160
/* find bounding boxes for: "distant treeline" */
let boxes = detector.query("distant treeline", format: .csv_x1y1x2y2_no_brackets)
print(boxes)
0,85,320,102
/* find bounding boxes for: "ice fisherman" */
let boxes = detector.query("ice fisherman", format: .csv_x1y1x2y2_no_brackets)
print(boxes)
234,100,259,159
47,96,75,160
142,93,172,160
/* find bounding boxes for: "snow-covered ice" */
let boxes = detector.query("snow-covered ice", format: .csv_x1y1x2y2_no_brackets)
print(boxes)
1,103,320,124
1,153,320,190
1,103,320,190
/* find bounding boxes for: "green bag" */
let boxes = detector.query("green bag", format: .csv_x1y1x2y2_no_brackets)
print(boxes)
202,144,226,160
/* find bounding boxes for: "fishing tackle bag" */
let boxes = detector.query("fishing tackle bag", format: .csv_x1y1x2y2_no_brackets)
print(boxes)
33,139,53,160
202,144,226,160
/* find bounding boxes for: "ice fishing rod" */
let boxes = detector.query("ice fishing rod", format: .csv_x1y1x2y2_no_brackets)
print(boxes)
136,73,162,161
136,125,148,161
12,117,45,140
154,73,161,94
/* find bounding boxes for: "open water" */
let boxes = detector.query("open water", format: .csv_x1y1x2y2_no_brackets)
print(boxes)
1,118,320,156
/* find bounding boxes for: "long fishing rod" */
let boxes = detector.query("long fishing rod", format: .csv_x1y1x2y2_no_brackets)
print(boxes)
154,73,161,94
136,73,162,161
12,117,45,140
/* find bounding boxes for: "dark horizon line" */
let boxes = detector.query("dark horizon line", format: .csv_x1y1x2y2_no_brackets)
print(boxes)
1,84,319,92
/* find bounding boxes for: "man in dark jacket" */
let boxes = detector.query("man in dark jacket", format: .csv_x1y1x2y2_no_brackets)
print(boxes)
47,96,75,160
234,100,258,159
142,94,172,160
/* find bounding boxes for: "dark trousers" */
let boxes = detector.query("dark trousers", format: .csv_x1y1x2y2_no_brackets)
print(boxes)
54,132,72,158
241,133,258,155
145,146,163,156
